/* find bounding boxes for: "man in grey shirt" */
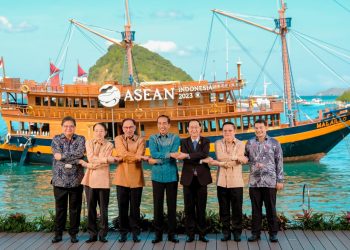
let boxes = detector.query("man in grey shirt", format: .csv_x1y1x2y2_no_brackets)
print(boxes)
245,119,284,243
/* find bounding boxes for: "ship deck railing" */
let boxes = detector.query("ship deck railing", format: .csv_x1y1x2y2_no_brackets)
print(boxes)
2,101,284,122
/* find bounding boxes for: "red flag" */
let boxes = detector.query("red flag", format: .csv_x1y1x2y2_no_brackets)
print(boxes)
0,58,3,68
49,62,60,87
50,74,60,87
50,62,60,75
77,64,87,77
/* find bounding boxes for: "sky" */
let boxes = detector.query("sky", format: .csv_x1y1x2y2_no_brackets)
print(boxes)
1,0,350,95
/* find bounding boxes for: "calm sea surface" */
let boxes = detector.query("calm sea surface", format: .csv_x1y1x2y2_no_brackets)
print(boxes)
0,96,349,219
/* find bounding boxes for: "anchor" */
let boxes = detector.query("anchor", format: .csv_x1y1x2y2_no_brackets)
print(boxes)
18,136,34,167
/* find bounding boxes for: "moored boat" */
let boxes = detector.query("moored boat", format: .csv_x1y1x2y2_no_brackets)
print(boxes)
0,0,349,165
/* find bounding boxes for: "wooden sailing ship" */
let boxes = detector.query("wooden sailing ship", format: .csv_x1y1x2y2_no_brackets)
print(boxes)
0,0,349,165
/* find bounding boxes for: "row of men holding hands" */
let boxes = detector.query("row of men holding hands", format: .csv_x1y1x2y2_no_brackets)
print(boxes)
51,115,284,244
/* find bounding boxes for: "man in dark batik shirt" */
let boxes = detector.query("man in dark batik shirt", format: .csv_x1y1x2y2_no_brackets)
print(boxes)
51,116,85,244
245,119,284,243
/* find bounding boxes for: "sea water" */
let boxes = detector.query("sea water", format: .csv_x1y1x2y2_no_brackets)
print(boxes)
0,96,349,218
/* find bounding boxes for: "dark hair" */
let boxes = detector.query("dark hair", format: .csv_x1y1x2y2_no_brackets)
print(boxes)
61,116,76,126
254,119,267,126
157,115,171,123
222,121,235,129
93,123,107,131
122,118,136,126
188,119,201,127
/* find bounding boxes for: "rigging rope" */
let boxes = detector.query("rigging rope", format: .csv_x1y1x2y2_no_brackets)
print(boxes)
332,0,350,13
200,13,215,80
292,30,350,64
214,13,283,93
290,31,350,87
75,26,107,54
250,35,280,96
73,21,121,33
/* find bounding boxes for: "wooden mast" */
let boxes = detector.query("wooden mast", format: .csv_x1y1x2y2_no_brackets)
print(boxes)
278,0,294,126
212,0,295,126
124,0,134,85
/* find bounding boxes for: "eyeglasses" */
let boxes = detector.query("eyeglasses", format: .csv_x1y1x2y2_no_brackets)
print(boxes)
123,126,135,130
63,125,75,129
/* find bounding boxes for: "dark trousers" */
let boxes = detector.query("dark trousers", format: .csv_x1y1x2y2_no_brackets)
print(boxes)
53,185,83,236
217,186,243,235
116,185,143,235
183,176,208,237
152,181,178,236
249,187,278,236
85,186,110,238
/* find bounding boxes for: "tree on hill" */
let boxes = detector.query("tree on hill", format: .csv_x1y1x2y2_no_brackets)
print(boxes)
88,44,193,84
336,90,350,102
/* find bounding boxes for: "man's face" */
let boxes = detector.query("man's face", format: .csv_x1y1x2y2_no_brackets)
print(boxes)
62,121,75,138
122,120,136,138
222,124,235,141
188,120,201,138
157,117,170,135
254,122,267,139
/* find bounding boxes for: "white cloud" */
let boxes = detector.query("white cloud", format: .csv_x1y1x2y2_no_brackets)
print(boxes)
141,40,177,53
0,16,36,33
153,10,193,20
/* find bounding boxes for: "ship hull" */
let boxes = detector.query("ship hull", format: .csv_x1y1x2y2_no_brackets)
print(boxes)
1,113,349,165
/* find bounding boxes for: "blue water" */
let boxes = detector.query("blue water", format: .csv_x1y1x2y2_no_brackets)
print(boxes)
0,96,349,219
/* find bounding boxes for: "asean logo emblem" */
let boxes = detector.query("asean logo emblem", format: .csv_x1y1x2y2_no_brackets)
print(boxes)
98,84,121,108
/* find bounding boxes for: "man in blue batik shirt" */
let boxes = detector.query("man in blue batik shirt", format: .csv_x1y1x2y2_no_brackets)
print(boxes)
148,115,180,244
51,116,85,244
245,119,284,243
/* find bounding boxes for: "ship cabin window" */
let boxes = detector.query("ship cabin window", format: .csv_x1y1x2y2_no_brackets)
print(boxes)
218,119,224,131
98,100,104,108
178,99,183,106
184,122,189,134
209,93,216,103
235,118,242,130
35,97,41,106
219,93,225,102
81,98,88,108
43,97,49,106
242,116,249,129
140,124,145,137
178,122,184,134
202,120,209,133
66,98,73,107
90,99,97,108
58,97,64,107
210,120,216,132
119,99,125,108
74,98,80,107
50,97,56,106
42,123,50,135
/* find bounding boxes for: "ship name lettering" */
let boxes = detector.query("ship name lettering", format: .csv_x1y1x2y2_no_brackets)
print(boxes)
124,88,175,101
316,117,345,129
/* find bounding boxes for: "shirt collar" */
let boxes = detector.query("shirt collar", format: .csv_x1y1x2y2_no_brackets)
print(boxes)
92,138,106,145
255,135,269,142
223,138,236,145
191,137,200,143
123,134,137,142
60,133,77,141
157,133,169,138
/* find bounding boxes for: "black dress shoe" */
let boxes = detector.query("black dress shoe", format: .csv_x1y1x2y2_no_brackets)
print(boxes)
221,234,231,241
85,237,97,243
168,235,179,243
133,234,141,243
118,233,127,242
152,235,162,244
233,233,241,242
186,235,195,242
99,236,108,243
52,235,62,243
199,235,209,243
70,235,79,243
248,234,261,242
269,234,278,242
